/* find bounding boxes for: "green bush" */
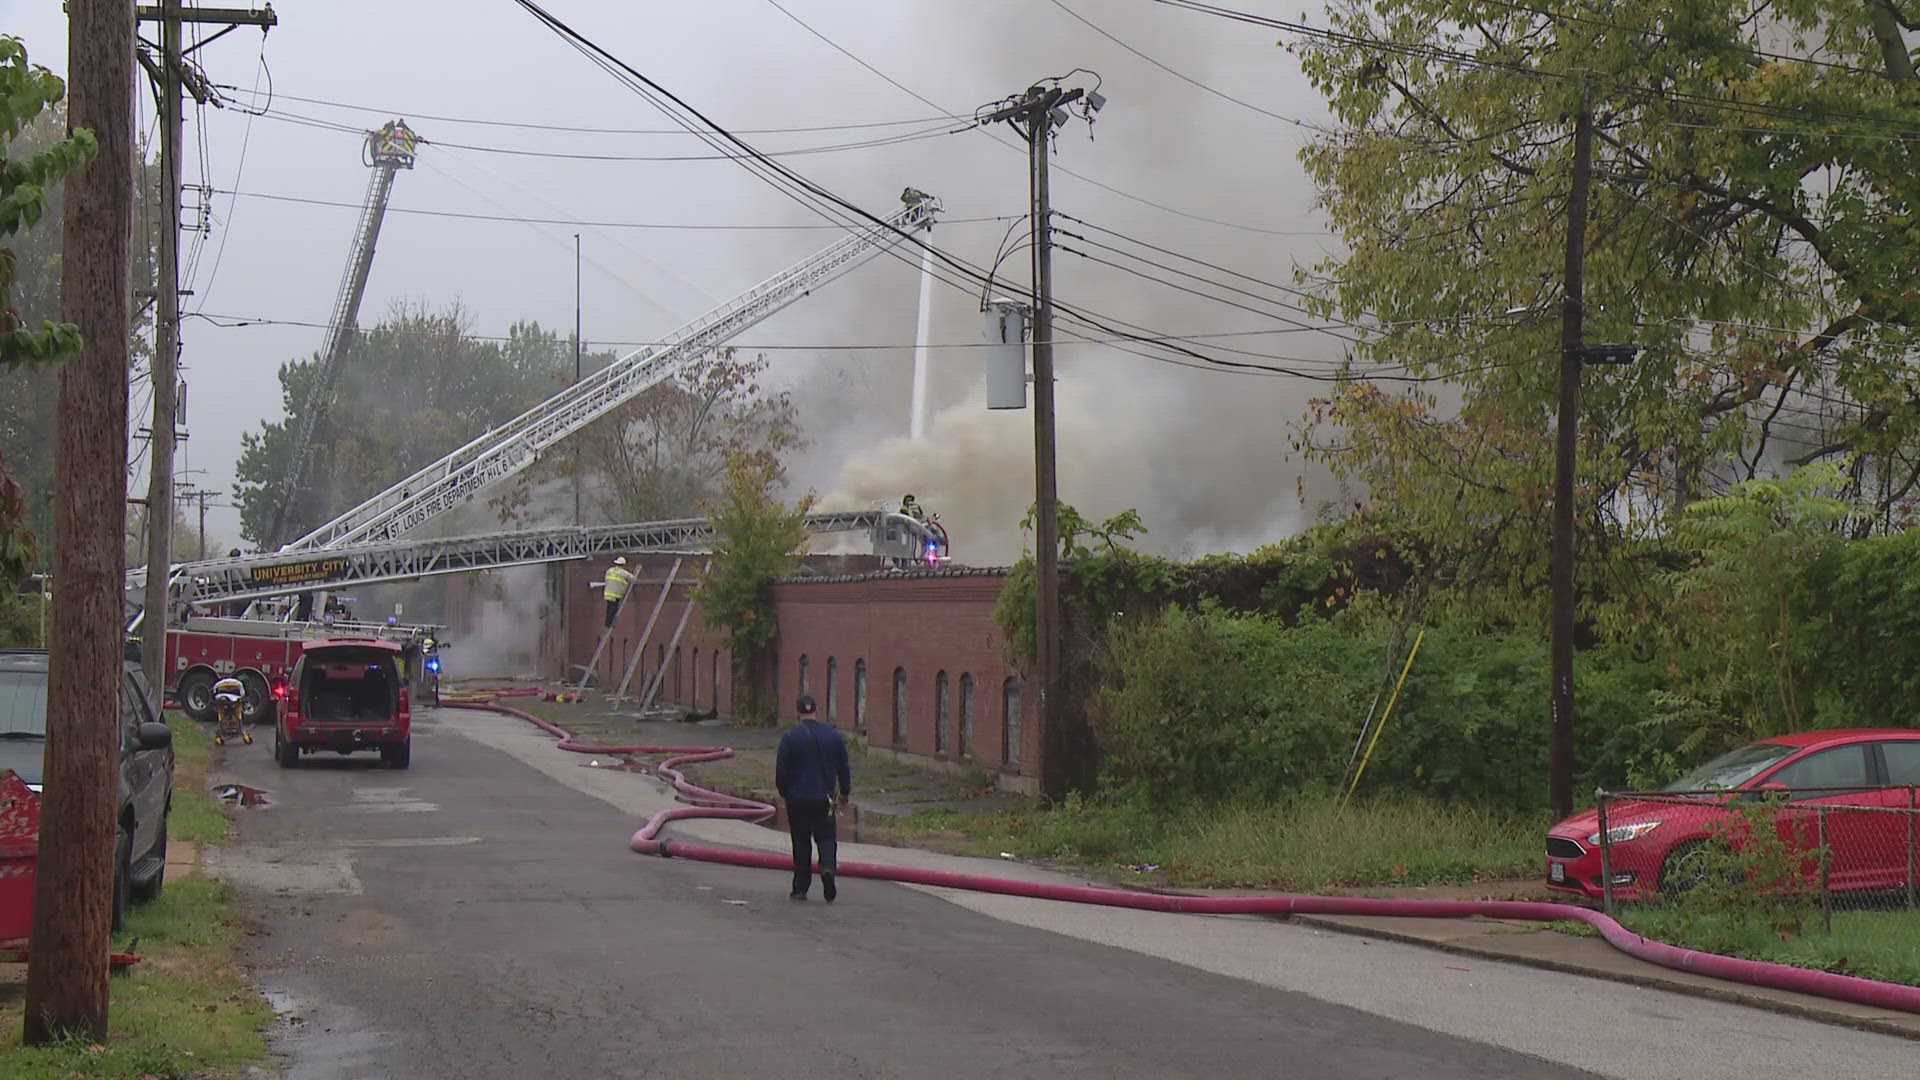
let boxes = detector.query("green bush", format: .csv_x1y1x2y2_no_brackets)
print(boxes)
1803,527,1920,728
1094,604,1674,810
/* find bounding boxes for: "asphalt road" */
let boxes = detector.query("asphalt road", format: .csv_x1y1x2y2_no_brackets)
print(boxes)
207,710,1917,1080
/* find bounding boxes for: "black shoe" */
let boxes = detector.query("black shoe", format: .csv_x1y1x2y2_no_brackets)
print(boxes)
789,892,807,901
822,871,837,903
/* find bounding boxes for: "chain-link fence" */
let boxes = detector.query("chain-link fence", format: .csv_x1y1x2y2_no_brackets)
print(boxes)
1583,786,1920,928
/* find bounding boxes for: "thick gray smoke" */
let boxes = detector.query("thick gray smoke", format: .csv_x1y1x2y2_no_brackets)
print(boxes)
766,4,1347,565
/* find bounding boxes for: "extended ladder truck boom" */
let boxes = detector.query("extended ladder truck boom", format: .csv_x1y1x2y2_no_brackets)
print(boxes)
127,189,947,611
282,190,942,552
263,120,420,549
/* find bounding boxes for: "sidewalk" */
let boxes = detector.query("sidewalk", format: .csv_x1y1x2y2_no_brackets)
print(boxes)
1287,910,1920,1041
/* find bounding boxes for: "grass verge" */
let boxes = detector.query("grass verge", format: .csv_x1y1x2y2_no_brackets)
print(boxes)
1618,905,1920,987
903,792,1545,891
0,711,270,1078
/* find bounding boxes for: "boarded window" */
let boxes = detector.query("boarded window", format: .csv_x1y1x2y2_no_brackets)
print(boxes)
935,671,951,755
825,657,838,722
853,660,868,734
959,673,975,759
892,667,907,744
1002,678,1022,767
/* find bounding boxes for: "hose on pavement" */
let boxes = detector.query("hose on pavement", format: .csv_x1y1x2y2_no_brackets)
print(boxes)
441,693,1920,1017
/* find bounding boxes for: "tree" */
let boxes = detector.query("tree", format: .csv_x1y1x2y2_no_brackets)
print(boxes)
694,454,814,723
494,347,800,526
1292,0,1920,617
0,38,100,586
2,96,159,568
233,305,578,545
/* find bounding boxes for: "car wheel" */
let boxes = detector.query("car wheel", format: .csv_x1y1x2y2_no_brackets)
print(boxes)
275,728,299,768
238,671,272,726
177,670,216,723
1658,838,1726,897
382,741,411,770
111,826,132,933
133,813,167,903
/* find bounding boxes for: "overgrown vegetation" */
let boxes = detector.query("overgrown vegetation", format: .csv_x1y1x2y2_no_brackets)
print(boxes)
695,454,814,724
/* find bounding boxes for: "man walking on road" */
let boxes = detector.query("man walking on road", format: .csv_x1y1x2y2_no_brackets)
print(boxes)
775,695,851,901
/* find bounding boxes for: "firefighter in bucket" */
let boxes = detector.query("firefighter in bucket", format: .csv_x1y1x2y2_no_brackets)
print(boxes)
212,675,252,746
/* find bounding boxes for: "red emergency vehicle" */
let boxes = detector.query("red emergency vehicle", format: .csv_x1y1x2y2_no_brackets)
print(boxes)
160,613,441,726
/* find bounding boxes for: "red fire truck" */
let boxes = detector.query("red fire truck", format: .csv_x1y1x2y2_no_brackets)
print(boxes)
159,612,443,726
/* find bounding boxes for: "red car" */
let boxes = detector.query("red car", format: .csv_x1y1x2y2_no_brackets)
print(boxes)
1546,729,1920,902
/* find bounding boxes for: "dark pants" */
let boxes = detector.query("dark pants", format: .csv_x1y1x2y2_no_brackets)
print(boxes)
604,595,625,627
786,798,837,896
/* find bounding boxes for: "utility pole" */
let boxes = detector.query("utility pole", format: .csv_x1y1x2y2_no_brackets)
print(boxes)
1549,93,1593,822
138,0,183,689
574,232,582,527
25,0,135,1045
134,1,276,684
982,81,1101,800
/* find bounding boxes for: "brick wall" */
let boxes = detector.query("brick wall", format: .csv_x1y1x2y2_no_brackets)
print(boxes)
447,558,1036,788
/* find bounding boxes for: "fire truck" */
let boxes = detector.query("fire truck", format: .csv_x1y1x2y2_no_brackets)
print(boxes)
155,600,443,726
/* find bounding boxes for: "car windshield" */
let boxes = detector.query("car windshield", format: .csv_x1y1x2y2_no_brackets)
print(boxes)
1661,742,1796,791
0,670,49,737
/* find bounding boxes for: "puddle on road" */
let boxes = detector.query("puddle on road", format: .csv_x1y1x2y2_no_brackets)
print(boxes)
213,783,272,808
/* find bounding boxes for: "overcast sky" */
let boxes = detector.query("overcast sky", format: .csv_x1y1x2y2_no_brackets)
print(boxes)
4,0,1346,561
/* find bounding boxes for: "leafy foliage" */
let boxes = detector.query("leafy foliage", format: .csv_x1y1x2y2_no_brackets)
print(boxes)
1631,463,1853,749
495,347,800,526
1802,524,1920,726
233,305,584,545
0,35,93,365
694,455,815,720
1094,603,1673,810
1293,0,1920,621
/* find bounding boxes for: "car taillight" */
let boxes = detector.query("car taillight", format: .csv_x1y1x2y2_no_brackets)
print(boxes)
397,687,410,715
272,680,287,700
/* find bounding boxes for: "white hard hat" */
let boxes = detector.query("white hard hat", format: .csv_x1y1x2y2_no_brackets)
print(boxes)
613,556,627,565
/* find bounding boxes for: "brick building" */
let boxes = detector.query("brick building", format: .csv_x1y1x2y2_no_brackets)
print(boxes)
446,556,1038,793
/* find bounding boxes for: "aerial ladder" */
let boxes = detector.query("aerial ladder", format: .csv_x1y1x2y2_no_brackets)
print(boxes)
281,189,943,552
128,189,946,612
261,119,420,549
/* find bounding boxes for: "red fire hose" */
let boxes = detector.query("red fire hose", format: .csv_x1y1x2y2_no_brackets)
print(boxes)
444,693,1920,1016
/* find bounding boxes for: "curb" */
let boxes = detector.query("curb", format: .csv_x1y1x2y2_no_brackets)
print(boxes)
1283,912,1920,1043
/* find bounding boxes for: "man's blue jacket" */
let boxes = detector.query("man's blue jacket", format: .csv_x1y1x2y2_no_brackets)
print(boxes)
776,719,852,802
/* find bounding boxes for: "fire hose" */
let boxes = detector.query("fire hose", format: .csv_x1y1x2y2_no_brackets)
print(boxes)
441,691,1920,1016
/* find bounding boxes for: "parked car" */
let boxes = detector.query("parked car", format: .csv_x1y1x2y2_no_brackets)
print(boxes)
1546,729,1920,902
0,649,175,931
274,638,412,769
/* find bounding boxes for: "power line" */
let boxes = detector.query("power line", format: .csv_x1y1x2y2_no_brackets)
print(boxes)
195,48,266,307
1467,0,1885,78
212,82,957,135
756,0,1331,237
212,187,1026,231
1152,0,1920,136
1045,0,1317,129
250,105,981,161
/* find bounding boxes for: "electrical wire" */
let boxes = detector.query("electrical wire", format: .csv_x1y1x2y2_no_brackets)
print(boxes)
211,187,1024,231
1152,0,1920,137
1046,0,1317,129
194,49,267,309
251,105,980,161
757,0,1330,237
211,82,956,135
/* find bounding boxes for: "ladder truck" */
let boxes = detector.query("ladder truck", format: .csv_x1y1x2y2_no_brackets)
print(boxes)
131,190,946,716
263,119,420,550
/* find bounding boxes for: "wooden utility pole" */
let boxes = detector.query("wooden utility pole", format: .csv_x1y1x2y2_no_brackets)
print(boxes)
1549,94,1593,822
984,82,1088,799
139,1,182,687
24,0,136,1045
134,1,276,682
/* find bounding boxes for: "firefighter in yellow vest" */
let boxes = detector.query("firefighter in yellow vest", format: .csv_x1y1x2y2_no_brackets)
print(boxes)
600,556,636,627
